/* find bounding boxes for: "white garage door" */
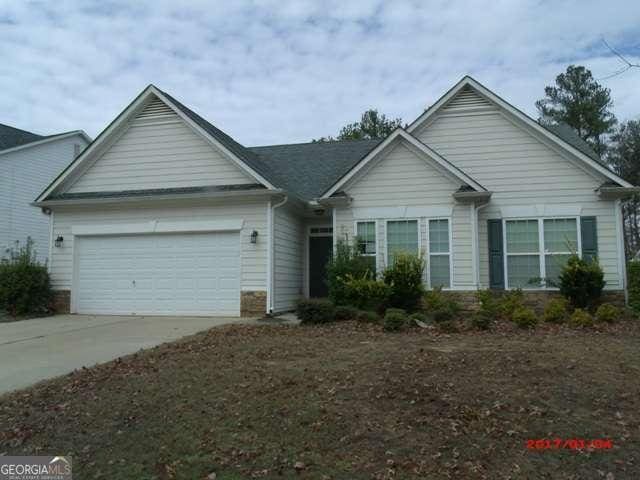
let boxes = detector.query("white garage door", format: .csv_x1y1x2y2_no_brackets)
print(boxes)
75,232,240,316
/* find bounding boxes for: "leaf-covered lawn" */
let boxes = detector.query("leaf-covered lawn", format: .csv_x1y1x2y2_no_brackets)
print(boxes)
1,320,639,479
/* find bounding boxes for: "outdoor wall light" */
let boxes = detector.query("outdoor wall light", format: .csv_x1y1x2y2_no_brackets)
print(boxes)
55,236,64,248
250,230,259,244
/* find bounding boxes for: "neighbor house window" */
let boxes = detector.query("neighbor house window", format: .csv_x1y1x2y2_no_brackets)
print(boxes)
386,220,419,265
356,221,377,273
428,219,450,288
505,218,579,288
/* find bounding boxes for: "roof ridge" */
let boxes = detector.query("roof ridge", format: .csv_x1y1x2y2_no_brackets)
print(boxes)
249,138,382,149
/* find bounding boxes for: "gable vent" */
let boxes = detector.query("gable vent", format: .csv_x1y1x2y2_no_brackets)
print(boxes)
136,96,175,120
443,86,493,112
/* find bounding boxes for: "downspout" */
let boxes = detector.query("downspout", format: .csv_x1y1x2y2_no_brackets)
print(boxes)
614,199,628,305
472,201,490,288
267,194,288,314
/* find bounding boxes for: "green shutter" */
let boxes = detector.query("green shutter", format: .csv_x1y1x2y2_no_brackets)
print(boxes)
488,219,504,289
581,216,598,263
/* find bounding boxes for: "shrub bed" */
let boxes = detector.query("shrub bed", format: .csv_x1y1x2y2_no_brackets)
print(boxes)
569,308,594,328
512,307,537,329
0,238,52,317
296,299,335,324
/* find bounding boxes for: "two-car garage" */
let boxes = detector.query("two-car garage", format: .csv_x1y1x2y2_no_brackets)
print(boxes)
74,231,241,316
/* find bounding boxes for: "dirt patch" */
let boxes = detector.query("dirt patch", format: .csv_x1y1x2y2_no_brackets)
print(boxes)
1,320,639,479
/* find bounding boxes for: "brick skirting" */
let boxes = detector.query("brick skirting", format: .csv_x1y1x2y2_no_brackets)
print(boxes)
51,290,71,314
240,291,267,317
439,290,626,313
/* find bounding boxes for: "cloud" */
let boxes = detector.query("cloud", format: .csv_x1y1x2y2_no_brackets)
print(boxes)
0,0,639,145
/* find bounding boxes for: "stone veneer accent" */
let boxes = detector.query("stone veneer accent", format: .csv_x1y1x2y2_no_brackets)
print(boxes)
241,291,267,317
440,290,626,313
51,290,71,314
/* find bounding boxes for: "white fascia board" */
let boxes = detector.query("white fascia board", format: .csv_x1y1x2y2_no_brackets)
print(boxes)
150,87,277,191
407,76,633,188
33,187,283,207
321,129,485,199
0,131,91,158
72,219,244,236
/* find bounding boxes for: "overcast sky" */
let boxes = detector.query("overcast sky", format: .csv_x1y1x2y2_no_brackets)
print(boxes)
1,0,639,146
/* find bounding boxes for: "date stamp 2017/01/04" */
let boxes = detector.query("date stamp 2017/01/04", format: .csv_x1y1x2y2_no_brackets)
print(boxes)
527,439,613,451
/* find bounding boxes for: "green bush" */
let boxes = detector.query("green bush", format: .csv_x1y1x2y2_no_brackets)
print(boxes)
559,254,605,309
410,312,431,326
341,274,391,311
334,305,360,321
296,299,335,324
357,310,380,323
383,310,409,332
382,253,425,311
628,261,640,313
543,298,569,324
470,311,492,330
512,307,537,329
326,240,373,306
423,287,461,323
476,289,501,317
437,320,459,334
595,303,619,323
569,308,594,328
498,289,525,320
0,238,52,317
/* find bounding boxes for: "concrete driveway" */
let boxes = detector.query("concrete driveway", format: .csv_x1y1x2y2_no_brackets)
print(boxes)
0,314,243,394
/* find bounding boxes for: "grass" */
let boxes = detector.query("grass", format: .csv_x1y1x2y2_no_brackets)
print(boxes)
1,320,639,479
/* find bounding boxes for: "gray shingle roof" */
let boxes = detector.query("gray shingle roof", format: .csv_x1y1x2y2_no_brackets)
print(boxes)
541,122,601,161
249,139,382,201
48,184,266,201
157,89,279,187
157,88,382,201
0,123,42,151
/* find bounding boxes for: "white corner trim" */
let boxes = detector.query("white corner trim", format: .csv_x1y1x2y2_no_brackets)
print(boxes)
268,195,288,313
499,204,583,218
71,219,244,236
615,199,627,294
352,205,453,219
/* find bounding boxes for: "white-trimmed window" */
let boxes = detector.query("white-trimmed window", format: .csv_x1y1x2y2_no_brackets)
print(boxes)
428,219,451,288
505,217,580,288
356,221,377,273
386,220,419,265
543,218,578,284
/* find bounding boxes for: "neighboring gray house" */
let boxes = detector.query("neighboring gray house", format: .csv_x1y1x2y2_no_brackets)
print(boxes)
34,77,637,317
1,124,90,263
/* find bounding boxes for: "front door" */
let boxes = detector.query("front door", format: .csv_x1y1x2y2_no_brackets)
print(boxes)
309,236,333,298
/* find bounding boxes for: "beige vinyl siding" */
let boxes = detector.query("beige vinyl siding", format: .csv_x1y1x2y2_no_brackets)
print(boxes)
273,204,305,311
416,104,622,289
334,142,471,287
67,96,254,193
49,198,268,292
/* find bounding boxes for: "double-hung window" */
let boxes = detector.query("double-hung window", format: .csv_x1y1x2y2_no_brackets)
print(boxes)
505,218,579,288
428,219,451,288
356,221,377,274
543,218,578,284
386,220,419,265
